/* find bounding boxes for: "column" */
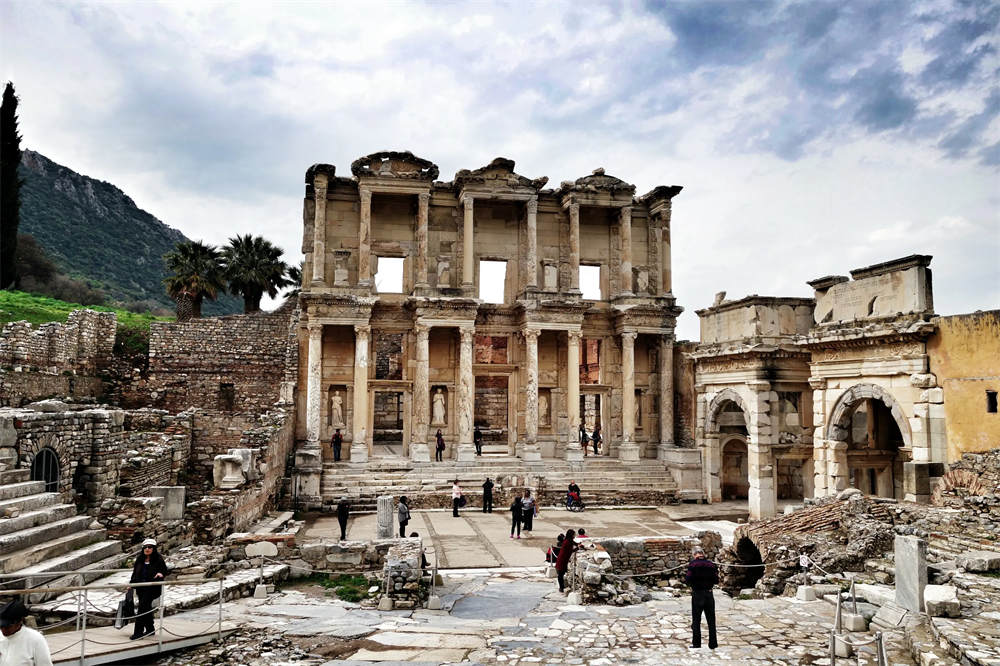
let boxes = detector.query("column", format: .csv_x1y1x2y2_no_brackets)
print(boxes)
657,335,675,460
462,196,475,289
525,197,538,289
568,202,580,292
619,331,639,463
747,381,777,519
311,175,328,284
566,331,583,462
619,206,633,296
456,326,476,462
410,324,431,462
522,328,542,461
351,325,370,464
661,217,672,294
305,322,323,443
358,189,372,286
415,193,429,290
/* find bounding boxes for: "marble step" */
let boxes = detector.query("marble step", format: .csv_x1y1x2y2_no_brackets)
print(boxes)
0,527,107,573
9,539,124,591
0,468,30,485
0,516,96,555
0,492,60,515
24,548,130,603
0,481,47,502
0,504,77,537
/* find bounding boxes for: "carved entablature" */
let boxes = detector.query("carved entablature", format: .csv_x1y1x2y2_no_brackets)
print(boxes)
474,306,519,330
558,168,637,208
301,294,376,324
406,297,480,326
639,185,684,218
612,303,682,335
808,341,927,363
351,151,440,181
797,319,936,351
515,299,589,330
454,157,548,200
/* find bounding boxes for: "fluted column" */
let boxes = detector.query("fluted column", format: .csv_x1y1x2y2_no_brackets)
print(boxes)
566,331,583,462
568,202,580,292
457,326,476,462
619,331,639,463
351,325,370,464
415,193,429,290
619,206,633,296
410,324,431,462
525,197,538,289
522,328,542,461
311,176,328,284
662,217,672,294
305,322,323,443
358,189,372,287
657,335,675,460
462,196,475,289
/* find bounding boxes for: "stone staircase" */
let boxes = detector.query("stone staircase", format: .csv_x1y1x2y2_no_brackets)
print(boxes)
927,529,1000,563
319,455,679,511
0,468,125,601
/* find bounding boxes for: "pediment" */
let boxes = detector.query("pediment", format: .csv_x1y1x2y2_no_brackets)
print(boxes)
454,157,548,193
559,168,636,196
351,151,439,181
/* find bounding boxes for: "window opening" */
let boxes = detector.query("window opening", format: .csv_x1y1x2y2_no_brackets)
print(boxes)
218,383,235,411
579,265,601,299
374,257,404,293
988,390,998,413
479,260,507,303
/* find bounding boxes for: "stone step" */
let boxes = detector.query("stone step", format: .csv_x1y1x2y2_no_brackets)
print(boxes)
0,504,77,537
25,548,131,603
0,481,47,502
9,540,125,591
0,469,30,485
0,516,97,558
0,492,60,516
0,527,107,573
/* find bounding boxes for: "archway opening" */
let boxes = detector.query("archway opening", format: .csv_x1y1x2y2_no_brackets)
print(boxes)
726,536,766,593
846,398,906,499
31,448,60,493
722,437,749,500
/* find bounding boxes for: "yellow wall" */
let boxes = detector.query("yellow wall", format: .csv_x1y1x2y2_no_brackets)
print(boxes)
927,310,1000,461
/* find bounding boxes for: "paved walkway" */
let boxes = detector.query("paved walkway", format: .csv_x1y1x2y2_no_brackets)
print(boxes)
305,507,703,568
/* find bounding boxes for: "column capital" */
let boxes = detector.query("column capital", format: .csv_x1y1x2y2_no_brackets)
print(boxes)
522,327,541,342
359,188,372,204
354,324,371,337
568,201,580,214
459,326,475,344
809,377,827,390
567,330,584,343
414,322,430,336
307,321,324,334
417,192,430,205
314,182,328,197
619,205,632,220
462,195,475,209
526,196,538,214
621,330,638,343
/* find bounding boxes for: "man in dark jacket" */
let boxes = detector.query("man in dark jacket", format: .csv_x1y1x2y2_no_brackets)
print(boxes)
685,546,719,649
474,426,483,456
336,496,350,540
332,429,343,462
482,477,494,513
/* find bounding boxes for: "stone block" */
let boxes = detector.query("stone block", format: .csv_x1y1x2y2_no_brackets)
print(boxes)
923,585,960,618
919,388,944,403
148,486,186,520
796,586,816,601
903,463,930,502
841,612,867,632
956,550,1000,573
894,535,927,613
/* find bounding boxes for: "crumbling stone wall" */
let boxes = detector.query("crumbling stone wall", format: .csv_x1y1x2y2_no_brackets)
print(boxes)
382,539,428,609
933,449,1000,506
146,311,295,413
95,495,193,550
118,409,193,495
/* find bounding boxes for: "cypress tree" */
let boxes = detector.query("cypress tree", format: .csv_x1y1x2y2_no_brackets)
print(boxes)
1,82,23,289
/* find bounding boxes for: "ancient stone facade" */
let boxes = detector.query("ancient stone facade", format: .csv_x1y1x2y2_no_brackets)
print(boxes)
295,152,683,503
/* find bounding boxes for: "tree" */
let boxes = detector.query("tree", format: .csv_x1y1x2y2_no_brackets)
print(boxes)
283,262,303,301
1,82,22,290
221,234,290,313
163,240,225,320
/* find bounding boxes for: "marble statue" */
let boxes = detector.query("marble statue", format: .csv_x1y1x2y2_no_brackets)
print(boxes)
331,392,344,426
432,388,447,425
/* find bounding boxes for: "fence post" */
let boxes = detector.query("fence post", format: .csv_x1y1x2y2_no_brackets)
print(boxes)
850,579,858,615
75,590,82,632
217,577,223,643
157,587,165,653
876,631,888,666
80,588,88,666
828,629,836,664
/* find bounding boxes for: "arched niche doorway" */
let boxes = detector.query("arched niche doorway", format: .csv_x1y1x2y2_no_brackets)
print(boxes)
706,389,750,504
722,436,749,500
31,447,60,493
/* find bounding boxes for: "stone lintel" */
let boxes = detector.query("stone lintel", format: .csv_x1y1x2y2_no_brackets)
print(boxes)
849,254,932,281
806,275,850,292
694,295,815,317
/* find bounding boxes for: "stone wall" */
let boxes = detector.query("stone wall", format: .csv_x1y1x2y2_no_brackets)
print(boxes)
118,409,193,496
382,539,428,609
95,495,192,550
146,311,296,413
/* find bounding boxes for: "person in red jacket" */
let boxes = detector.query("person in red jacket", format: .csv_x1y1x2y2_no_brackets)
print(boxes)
685,546,719,649
554,528,577,593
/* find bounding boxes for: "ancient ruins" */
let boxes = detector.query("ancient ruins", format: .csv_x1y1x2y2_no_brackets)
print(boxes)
0,150,998,665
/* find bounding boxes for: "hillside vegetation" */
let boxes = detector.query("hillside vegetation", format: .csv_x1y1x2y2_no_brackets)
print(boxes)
0,290,172,328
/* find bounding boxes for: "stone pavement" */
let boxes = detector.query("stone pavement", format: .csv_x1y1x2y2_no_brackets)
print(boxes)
163,568,917,665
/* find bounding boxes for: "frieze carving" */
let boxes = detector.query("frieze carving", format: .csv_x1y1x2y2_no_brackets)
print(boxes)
811,341,925,362
351,151,439,181
558,168,636,196
454,157,548,192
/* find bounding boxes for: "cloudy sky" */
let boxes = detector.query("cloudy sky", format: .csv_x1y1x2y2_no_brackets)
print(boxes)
2,0,997,339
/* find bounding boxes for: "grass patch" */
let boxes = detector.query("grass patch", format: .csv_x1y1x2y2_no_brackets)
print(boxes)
298,573,373,602
0,290,173,328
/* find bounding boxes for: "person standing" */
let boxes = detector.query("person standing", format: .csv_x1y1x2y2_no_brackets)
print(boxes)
451,480,462,517
435,429,445,462
0,599,52,666
482,477,494,513
336,496,350,540
546,533,565,564
509,495,523,539
521,490,536,535
128,538,169,640
579,424,589,456
473,426,483,456
331,428,343,462
685,545,719,650
591,425,602,456
554,528,577,593
398,496,410,538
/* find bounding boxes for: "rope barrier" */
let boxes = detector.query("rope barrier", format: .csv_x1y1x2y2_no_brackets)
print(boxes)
159,619,221,639
49,638,84,655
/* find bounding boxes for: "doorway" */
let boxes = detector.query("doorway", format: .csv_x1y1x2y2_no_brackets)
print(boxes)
31,448,60,493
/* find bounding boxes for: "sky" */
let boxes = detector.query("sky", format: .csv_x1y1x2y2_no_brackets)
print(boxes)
2,0,997,340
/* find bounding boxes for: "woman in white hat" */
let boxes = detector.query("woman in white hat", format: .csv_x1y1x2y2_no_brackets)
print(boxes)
127,538,169,640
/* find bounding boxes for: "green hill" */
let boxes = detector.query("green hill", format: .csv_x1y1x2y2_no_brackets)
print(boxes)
17,150,240,316
0,289,171,328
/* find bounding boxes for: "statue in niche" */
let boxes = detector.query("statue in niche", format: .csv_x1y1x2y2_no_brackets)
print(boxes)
436,257,451,288
331,392,344,427
635,395,641,429
432,388,447,425
635,268,649,294
333,251,350,286
539,393,549,425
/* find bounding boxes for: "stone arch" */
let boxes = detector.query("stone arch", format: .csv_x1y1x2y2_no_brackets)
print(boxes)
705,388,750,433
19,433,77,499
826,383,911,448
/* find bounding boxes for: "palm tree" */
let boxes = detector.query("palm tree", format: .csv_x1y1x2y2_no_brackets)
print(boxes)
284,262,303,299
163,240,225,320
221,234,290,313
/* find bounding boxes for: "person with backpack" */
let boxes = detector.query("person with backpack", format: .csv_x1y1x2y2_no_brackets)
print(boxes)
591,424,602,456
473,426,483,456
685,545,720,650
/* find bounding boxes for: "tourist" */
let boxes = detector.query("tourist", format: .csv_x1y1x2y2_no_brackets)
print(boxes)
509,495,523,539
685,545,719,650
474,426,483,456
398,496,410,538
0,598,52,666
554,528,577,593
591,425,602,456
408,532,430,570
576,527,588,539
482,477,494,513
546,533,565,564
567,480,581,508
128,538,169,640
337,495,350,540
435,429,445,462
522,489,536,535
579,424,589,456
451,480,462,517
331,428,343,462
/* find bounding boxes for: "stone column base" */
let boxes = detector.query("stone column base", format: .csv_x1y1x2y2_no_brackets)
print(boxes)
618,444,640,464
521,444,542,462
456,444,477,462
349,443,369,466
293,446,323,510
410,442,431,463
565,446,584,462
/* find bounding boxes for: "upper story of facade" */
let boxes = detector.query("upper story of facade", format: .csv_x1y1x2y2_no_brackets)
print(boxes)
300,151,682,313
